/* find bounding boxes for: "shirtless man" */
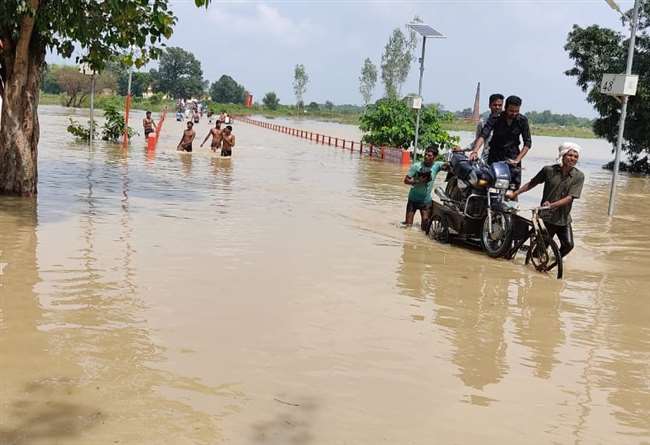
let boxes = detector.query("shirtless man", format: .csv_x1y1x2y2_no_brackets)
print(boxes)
221,125,235,157
201,121,223,152
177,121,196,152
143,111,157,138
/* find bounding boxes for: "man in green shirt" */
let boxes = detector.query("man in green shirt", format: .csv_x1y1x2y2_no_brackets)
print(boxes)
509,142,584,257
403,147,445,230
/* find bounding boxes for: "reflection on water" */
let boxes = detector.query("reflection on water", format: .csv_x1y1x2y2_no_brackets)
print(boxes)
0,106,649,444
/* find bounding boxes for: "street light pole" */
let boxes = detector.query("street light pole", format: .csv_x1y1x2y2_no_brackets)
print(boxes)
607,0,641,216
413,37,427,161
122,66,133,148
89,72,96,148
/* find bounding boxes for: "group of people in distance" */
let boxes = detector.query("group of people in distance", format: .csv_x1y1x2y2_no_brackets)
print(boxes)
403,94,584,260
177,120,235,155
142,110,235,156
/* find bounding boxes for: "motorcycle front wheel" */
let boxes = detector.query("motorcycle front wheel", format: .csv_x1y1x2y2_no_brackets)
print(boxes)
481,212,513,258
526,236,564,279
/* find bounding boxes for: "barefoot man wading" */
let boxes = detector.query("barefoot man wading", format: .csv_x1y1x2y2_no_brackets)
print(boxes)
201,121,223,152
177,121,196,152
221,125,235,157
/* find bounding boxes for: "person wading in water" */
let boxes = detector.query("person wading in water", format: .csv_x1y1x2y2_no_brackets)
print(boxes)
177,121,196,152
200,121,223,152
220,125,235,157
143,111,157,139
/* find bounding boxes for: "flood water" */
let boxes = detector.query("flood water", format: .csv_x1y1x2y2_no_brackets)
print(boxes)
1,105,649,444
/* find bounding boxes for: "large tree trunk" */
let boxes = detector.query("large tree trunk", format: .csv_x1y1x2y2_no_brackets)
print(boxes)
0,6,44,197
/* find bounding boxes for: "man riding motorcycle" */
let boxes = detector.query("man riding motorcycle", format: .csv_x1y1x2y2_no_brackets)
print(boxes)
469,95,531,191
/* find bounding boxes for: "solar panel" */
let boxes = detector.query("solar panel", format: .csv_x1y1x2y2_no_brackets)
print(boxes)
408,24,445,38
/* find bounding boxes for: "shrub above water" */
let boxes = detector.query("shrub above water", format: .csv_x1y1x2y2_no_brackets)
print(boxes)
359,98,458,149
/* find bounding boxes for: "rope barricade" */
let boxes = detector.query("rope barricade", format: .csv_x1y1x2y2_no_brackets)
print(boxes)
234,116,410,165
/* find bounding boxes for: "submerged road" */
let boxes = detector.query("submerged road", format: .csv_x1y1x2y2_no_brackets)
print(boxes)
0,105,649,444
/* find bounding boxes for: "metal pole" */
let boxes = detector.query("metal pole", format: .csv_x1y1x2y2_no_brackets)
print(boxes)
608,0,641,216
122,67,133,147
89,73,95,148
413,36,427,161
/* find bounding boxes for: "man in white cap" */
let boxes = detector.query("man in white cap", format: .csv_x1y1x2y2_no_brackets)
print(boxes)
508,142,584,257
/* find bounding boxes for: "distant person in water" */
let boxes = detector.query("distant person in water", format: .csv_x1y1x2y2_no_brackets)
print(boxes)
201,121,223,152
177,121,196,152
143,111,157,138
193,109,200,124
220,125,235,157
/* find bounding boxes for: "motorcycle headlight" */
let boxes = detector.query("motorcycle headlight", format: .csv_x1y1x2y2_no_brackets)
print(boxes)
494,178,510,189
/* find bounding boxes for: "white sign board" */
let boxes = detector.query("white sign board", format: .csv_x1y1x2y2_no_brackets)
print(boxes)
600,74,638,96
79,63,95,76
407,96,422,110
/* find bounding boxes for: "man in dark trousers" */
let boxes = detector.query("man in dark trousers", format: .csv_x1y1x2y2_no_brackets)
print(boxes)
470,95,532,190
508,142,584,257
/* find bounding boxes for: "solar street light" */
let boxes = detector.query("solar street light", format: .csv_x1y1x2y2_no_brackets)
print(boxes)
407,23,446,160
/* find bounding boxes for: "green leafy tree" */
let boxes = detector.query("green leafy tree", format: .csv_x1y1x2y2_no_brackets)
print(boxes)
293,64,309,109
324,100,334,111
359,98,458,149
209,74,245,104
359,58,378,105
262,91,280,110
115,70,152,97
565,3,650,172
380,17,421,99
0,0,213,196
41,64,61,94
307,101,319,112
154,47,205,100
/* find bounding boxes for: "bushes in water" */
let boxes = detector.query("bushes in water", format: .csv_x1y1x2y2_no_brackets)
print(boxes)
66,103,136,142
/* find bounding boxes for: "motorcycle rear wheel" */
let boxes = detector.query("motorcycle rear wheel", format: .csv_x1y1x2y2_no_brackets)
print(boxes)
481,212,513,258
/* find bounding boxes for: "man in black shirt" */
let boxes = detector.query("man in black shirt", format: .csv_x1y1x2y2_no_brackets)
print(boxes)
470,95,532,190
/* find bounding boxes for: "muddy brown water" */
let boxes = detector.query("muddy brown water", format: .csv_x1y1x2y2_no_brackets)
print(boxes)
1,106,649,444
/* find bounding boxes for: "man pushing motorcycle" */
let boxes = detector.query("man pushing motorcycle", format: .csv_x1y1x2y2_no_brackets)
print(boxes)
507,142,584,258
470,95,532,191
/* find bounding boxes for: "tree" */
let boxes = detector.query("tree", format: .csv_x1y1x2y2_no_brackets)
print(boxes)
306,101,319,112
41,64,61,94
262,91,280,110
359,58,378,105
0,0,208,196
154,47,205,100
359,98,458,149
380,17,420,99
54,66,114,107
380,29,410,98
565,2,650,172
324,100,334,111
293,64,309,109
209,75,245,104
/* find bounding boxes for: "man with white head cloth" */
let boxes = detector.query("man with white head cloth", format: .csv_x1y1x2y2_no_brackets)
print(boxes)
508,142,585,257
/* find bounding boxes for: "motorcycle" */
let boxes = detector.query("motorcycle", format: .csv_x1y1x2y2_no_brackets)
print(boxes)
427,149,516,258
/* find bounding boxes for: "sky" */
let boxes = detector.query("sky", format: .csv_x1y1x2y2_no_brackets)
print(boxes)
48,0,636,117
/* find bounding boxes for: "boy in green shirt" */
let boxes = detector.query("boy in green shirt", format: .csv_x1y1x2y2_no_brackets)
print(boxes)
403,146,444,230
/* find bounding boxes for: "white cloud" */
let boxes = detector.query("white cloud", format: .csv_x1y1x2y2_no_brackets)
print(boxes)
208,3,317,47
